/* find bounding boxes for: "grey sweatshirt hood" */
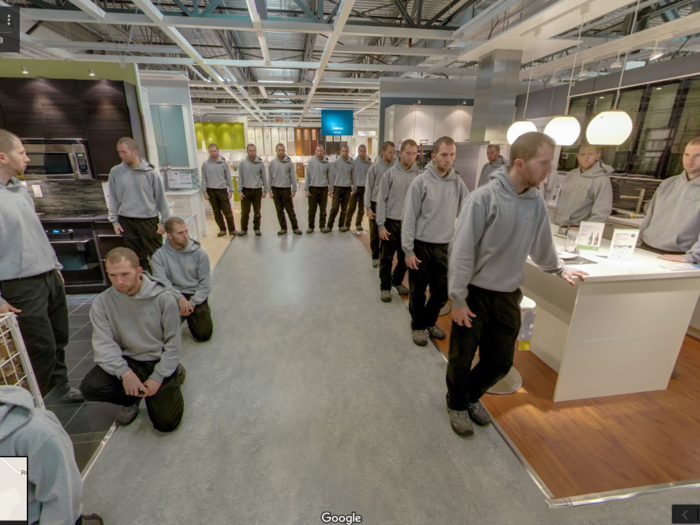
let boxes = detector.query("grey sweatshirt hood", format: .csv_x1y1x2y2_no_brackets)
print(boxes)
207,155,227,165
0,386,32,441
365,158,393,209
478,155,508,187
201,155,233,193
151,238,212,306
353,155,372,189
402,161,469,256
305,155,331,188
269,155,297,191
330,155,355,188
448,165,565,308
375,161,420,229
107,158,169,225
641,171,700,262
238,155,269,193
554,161,613,227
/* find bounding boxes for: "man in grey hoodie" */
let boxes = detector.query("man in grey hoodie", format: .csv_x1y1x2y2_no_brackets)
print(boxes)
477,145,508,188
79,247,186,432
376,139,420,303
269,143,302,235
365,141,396,267
152,217,213,342
446,132,587,437
554,144,613,227
324,144,355,233
201,143,236,237
236,143,269,237
305,144,331,234
108,137,169,273
403,136,470,347
0,386,104,525
0,130,82,403
345,144,372,232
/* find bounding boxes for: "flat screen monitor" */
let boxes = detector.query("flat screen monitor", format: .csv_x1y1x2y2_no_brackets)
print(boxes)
321,110,353,136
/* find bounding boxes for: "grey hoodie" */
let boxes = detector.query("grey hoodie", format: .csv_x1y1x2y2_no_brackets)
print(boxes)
402,162,470,257
364,158,393,209
201,155,233,193
238,155,270,194
268,155,298,192
448,166,566,308
0,386,82,525
305,155,330,188
641,171,700,262
151,238,211,307
107,159,169,226
330,155,355,188
478,155,508,188
0,177,62,306
90,274,181,383
554,161,613,226
353,155,372,190
376,161,420,231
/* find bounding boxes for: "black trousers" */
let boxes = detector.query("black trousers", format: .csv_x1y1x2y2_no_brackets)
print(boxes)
182,294,213,342
408,241,449,331
271,187,299,231
307,186,329,230
240,187,263,232
118,215,163,274
327,186,352,229
0,270,69,396
379,218,407,291
80,356,184,433
206,188,236,233
345,186,365,228
446,285,522,411
368,201,379,260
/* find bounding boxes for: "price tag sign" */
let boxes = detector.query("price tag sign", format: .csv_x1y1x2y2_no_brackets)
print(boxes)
609,229,639,260
576,221,605,251
0,7,20,53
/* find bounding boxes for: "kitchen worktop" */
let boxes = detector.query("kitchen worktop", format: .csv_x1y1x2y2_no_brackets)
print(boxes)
38,214,109,223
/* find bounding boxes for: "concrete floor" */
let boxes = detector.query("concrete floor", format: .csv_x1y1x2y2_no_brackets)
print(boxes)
82,192,698,524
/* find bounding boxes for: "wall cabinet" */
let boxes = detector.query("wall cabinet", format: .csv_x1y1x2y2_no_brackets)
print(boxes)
384,105,473,145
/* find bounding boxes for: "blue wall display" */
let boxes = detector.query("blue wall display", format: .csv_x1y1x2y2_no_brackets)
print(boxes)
321,110,354,136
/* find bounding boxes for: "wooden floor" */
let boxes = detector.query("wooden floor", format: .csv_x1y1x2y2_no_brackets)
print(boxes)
356,231,700,500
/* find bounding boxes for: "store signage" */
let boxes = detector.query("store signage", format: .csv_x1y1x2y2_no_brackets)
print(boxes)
609,229,639,260
321,110,354,136
576,221,605,251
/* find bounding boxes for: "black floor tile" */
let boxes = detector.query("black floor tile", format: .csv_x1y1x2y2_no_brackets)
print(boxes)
68,357,96,381
65,340,93,360
68,314,90,329
64,402,119,435
66,293,95,304
47,403,83,426
69,326,93,342
69,304,93,316
65,358,82,374
43,386,85,408
72,440,101,472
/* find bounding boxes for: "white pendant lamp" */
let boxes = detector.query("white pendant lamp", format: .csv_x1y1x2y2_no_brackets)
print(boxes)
586,110,633,146
507,120,538,144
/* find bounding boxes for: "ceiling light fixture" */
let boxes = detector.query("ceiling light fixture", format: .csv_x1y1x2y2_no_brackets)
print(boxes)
88,69,96,77
21,67,28,75
610,52,623,69
259,80,294,84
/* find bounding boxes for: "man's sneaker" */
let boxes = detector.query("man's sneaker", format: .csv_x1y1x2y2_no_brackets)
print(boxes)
217,231,227,237
293,229,303,235
254,229,262,236
412,330,428,346
277,229,287,236
235,230,247,237
428,325,446,340
372,259,379,268
339,226,349,232
394,284,410,295
115,404,139,426
321,227,332,234
228,231,237,237
57,386,84,403
356,225,364,232
175,363,186,387
380,290,392,302
306,228,314,234
80,514,105,525
447,407,474,437
468,400,491,426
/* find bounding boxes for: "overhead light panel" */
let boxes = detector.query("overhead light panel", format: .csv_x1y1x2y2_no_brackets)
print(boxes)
610,52,623,69
88,69,96,77
21,67,28,75
259,80,293,84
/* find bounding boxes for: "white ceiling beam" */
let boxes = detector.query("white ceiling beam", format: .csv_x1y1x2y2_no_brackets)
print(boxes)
189,80,379,89
32,40,185,54
64,0,107,21
299,0,357,124
245,0,272,67
332,45,461,57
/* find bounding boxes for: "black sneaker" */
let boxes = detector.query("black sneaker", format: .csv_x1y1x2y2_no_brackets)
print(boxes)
394,284,409,295
321,227,332,234
468,400,491,426
175,363,186,386
447,407,474,436
412,330,428,346
428,325,446,340
254,229,262,236
277,229,288,236
380,290,392,302
115,403,139,426
339,226,349,232
80,514,105,525
217,231,227,237
55,386,84,404
372,259,379,268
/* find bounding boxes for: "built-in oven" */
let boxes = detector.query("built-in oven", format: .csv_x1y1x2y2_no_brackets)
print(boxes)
45,226,103,285
22,138,93,180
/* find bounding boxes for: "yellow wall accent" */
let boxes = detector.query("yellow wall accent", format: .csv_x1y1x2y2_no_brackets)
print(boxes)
0,58,139,84
195,122,246,150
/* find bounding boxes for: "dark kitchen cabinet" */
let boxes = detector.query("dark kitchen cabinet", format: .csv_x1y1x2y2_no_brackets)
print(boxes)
0,78,47,138
35,78,85,138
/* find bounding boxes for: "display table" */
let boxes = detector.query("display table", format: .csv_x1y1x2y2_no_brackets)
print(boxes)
523,233,700,402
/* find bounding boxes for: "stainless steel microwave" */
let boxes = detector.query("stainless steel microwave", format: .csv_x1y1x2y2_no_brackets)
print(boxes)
21,138,93,180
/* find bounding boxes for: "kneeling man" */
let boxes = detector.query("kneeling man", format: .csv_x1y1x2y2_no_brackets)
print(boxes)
79,247,185,432
152,217,213,342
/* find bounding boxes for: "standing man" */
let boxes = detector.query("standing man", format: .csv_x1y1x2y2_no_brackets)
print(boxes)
305,145,331,234
151,217,213,342
0,130,82,402
324,144,355,233
79,248,186,432
477,145,508,188
445,132,587,437
269,143,303,236
555,144,613,227
201,143,236,237
376,139,420,303
236,143,269,237
108,137,169,273
403,136,470,347
345,144,372,232
365,141,396,268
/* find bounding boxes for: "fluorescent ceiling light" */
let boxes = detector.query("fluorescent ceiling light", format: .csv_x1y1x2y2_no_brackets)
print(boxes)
650,51,664,61
259,80,294,84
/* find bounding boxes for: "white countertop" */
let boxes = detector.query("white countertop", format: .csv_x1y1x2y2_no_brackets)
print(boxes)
165,189,201,196
527,229,700,283
606,215,644,228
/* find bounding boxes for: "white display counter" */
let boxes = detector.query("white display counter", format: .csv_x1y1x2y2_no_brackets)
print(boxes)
523,233,700,402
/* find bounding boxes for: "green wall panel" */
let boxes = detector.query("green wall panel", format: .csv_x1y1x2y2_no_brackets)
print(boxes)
195,122,246,150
